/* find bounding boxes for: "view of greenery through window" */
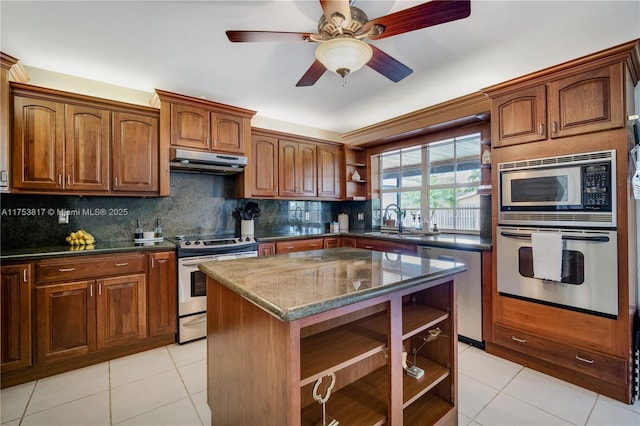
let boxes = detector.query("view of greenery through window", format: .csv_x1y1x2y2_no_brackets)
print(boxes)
377,133,481,232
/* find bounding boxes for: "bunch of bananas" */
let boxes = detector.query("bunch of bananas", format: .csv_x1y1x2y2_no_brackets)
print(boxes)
65,229,95,247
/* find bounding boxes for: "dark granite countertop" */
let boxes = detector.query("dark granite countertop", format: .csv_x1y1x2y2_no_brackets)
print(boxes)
0,240,177,261
257,229,492,251
199,247,466,322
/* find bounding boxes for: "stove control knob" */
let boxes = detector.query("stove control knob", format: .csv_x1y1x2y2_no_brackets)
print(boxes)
194,240,201,245
245,237,250,242
184,241,192,246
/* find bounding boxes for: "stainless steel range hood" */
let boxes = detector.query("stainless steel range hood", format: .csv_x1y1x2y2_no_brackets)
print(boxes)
169,148,247,175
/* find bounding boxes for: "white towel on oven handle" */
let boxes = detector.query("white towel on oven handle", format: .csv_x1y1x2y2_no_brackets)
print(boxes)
531,232,563,282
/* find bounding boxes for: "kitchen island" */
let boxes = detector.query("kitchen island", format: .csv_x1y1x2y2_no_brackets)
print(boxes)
200,247,466,425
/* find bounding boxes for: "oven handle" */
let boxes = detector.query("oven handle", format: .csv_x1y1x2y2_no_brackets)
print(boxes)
183,316,207,326
499,231,610,243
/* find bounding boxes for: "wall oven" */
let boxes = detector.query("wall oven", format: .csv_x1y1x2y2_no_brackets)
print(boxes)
497,226,618,318
169,236,258,343
498,149,616,228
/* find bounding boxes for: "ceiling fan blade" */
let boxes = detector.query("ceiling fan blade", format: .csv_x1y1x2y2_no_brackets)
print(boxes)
367,45,413,83
363,0,471,40
296,60,327,87
226,30,317,43
320,0,352,26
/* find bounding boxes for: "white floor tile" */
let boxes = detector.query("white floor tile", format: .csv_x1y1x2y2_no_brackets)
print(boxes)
114,397,202,426
586,397,640,426
503,367,597,425
178,359,207,395
475,392,572,426
597,394,640,415
458,346,522,390
0,381,35,423
458,373,500,419
110,369,188,424
167,339,207,367
110,347,175,388
191,390,211,426
21,391,110,426
26,362,109,415
458,411,472,426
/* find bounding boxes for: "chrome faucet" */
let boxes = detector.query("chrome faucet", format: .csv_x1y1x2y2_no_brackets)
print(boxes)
383,203,403,233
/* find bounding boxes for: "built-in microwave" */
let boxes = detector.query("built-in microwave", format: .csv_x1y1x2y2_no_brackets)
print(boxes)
498,149,616,228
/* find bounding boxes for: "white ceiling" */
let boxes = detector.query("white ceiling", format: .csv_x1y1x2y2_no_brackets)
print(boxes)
1,1,639,138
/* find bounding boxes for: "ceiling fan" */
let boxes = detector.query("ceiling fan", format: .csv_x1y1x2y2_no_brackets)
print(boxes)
226,0,471,87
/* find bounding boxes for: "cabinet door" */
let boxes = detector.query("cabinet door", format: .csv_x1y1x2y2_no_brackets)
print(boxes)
298,142,317,197
65,104,110,191
96,273,147,348
547,63,624,138
251,135,278,197
148,252,177,337
491,85,547,147
1,264,32,372
12,96,64,190
317,145,342,199
258,242,276,256
112,112,159,193
279,140,298,197
212,112,244,154
36,281,96,364
170,103,210,150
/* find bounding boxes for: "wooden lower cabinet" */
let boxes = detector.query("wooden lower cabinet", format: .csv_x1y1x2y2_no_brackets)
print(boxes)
2,250,177,388
207,275,457,425
258,242,276,257
0,263,32,372
276,238,324,254
147,251,177,337
356,237,417,255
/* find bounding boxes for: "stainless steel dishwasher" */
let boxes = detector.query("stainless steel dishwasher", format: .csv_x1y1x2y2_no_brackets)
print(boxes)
418,245,483,345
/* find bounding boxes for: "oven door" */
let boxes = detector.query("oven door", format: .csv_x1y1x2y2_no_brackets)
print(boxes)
178,256,212,316
496,226,618,317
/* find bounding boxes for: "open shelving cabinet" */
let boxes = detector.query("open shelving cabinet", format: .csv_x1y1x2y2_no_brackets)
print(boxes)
344,146,368,200
207,275,457,425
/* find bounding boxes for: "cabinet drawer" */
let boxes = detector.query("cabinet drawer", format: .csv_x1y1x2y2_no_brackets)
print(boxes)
494,324,627,384
37,253,146,283
276,238,324,254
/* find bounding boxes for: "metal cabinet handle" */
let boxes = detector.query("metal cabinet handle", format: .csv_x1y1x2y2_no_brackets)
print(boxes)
552,121,558,134
364,245,374,249
58,174,63,186
575,355,594,364
114,177,118,187
309,244,319,247
511,336,527,343
58,267,76,272
114,262,128,267
99,283,102,296
90,284,93,297
23,269,27,283
151,258,155,268
67,175,71,185
539,123,544,136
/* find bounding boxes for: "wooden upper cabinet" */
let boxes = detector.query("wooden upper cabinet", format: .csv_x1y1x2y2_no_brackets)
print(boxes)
279,139,316,198
155,89,255,156
170,103,210,150
112,112,159,194
213,112,244,153
65,104,110,191
547,63,624,138
487,57,629,148
317,144,342,199
12,96,64,190
491,85,547,147
250,134,278,197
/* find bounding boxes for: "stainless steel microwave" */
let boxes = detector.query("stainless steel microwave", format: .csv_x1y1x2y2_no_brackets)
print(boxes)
498,150,616,228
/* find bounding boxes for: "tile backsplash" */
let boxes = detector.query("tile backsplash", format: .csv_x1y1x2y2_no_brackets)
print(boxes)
0,172,371,249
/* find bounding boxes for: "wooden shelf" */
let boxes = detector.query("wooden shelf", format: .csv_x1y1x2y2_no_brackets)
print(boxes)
346,162,366,167
301,366,388,426
300,314,388,386
403,355,450,407
403,392,454,425
402,303,449,339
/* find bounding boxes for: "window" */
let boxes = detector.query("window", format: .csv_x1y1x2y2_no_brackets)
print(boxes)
377,133,481,233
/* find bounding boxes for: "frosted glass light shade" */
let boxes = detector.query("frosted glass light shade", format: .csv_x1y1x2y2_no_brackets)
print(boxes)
315,38,373,77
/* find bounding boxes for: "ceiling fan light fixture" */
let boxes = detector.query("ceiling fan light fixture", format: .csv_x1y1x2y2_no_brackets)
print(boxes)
315,38,372,78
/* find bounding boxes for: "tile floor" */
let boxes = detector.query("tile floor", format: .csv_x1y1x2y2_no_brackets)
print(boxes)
1,340,639,425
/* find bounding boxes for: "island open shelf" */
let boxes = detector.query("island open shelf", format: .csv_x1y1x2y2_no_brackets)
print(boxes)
201,247,464,425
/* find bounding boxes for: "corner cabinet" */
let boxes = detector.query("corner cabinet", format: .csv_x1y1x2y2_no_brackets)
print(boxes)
207,272,457,425
485,42,635,148
10,82,163,196
344,146,369,200
0,263,32,372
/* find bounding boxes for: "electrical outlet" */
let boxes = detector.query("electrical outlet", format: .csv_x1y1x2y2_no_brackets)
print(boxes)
58,210,69,224
305,212,309,221
357,212,364,221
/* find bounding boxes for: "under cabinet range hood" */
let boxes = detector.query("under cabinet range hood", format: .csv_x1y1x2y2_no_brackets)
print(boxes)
169,148,247,175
